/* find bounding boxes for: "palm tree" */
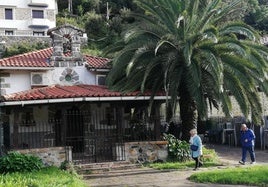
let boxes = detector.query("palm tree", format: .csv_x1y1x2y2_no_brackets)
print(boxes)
105,0,268,140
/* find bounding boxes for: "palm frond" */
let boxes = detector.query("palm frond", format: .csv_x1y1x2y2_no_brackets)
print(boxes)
220,22,257,41
105,0,268,127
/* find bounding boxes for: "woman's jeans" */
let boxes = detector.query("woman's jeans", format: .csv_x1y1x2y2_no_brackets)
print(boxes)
242,146,256,162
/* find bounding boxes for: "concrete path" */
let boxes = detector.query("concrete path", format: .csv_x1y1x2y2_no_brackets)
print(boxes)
84,144,268,187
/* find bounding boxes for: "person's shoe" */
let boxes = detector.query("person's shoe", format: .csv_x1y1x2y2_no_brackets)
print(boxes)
250,161,256,164
239,160,245,165
193,168,198,171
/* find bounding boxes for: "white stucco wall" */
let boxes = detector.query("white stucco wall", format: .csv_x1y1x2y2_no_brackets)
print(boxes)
48,66,96,85
0,0,57,10
3,71,31,94
2,66,102,95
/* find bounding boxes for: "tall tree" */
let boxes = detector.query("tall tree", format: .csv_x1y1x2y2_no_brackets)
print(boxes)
244,0,268,32
105,0,268,140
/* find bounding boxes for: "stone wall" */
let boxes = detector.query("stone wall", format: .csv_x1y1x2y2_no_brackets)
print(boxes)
15,146,72,167
125,141,168,164
0,36,52,58
209,93,268,123
0,36,52,47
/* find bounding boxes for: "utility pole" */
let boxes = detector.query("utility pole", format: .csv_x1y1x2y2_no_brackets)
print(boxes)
106,2,110,21
68,0,73,14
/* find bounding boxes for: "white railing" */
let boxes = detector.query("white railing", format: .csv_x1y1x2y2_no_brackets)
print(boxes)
29,0,49,6
30,19,50,28
0,30,48,36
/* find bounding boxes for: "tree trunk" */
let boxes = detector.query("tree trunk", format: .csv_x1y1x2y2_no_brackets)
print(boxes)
166,102,173,123
179,88,198,141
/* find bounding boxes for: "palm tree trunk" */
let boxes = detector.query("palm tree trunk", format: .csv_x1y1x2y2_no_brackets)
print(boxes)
179,87,198,141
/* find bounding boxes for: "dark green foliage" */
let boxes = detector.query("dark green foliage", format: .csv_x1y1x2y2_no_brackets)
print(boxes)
59,160,77,175
104,0,268,142
56,16,83,28
59,160,69,170
242,0,268,33
84,11,108,40
0,152,44,174
56,0,138,52
2,42,49,58
163,133,191,162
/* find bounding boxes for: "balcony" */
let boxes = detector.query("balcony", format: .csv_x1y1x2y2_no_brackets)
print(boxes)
28,0,49,7
29,19,50,28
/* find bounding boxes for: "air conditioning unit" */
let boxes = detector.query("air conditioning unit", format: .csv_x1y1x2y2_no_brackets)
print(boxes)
31,73,48,86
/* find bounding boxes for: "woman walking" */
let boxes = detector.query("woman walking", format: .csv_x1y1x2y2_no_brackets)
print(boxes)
189,128,203,170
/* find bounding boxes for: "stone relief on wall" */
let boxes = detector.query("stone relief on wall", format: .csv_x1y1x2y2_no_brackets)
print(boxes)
59,68,80,85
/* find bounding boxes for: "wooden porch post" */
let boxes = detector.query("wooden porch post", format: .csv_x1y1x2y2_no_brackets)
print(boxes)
116,104,124,138
154,102,161,140
13,109,19,148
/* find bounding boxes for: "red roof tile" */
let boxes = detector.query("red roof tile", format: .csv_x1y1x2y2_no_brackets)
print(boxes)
1,84,165,102
0,48,53,68
84,55,110,69
0,48,110,69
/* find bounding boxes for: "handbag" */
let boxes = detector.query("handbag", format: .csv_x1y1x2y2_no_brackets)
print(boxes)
190,144,198,151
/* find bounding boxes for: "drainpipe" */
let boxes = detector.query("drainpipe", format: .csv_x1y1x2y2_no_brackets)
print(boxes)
13,109,19,149
0,70,2,154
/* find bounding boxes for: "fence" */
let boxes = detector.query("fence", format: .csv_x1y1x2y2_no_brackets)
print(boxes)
4,112,158,163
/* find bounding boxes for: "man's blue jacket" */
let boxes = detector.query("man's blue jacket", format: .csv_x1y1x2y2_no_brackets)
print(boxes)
240,129,255,147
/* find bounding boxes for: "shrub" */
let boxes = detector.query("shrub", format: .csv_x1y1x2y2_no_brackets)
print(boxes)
201,146,219,163
0,151,44,174
163,133,191,162
60,160,77,176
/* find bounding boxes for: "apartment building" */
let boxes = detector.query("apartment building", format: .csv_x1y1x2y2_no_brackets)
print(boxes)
0,0,57,37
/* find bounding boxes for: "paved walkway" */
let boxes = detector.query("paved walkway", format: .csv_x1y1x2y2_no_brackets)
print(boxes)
84,144,268,187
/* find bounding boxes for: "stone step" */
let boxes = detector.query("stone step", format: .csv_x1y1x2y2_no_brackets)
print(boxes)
75,161,142,175
82,167,165,179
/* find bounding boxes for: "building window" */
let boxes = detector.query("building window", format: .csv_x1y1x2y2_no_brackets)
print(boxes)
96,75,106,85
32,10,44,18
5,30,14,35
5,9,13,20
33,31,45,36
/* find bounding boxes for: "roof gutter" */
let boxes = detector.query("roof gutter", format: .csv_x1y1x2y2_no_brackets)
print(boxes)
0,96,168,106
0,67,54,70
88,68,110,72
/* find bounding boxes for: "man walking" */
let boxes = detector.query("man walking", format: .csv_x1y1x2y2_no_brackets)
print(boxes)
239,124,256,165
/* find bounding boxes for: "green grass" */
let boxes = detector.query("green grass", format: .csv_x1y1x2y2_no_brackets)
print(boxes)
0,166,86,187
189,165,268,186
146,146,268,186
147,160,221,170
148,146,221,170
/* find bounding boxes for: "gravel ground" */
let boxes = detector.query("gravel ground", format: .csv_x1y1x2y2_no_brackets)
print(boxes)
84,144,268,187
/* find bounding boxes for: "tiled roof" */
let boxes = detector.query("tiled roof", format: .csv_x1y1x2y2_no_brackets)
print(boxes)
1,84,165,102
0,48,110,69
0,48,53,68
84,55,110,69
